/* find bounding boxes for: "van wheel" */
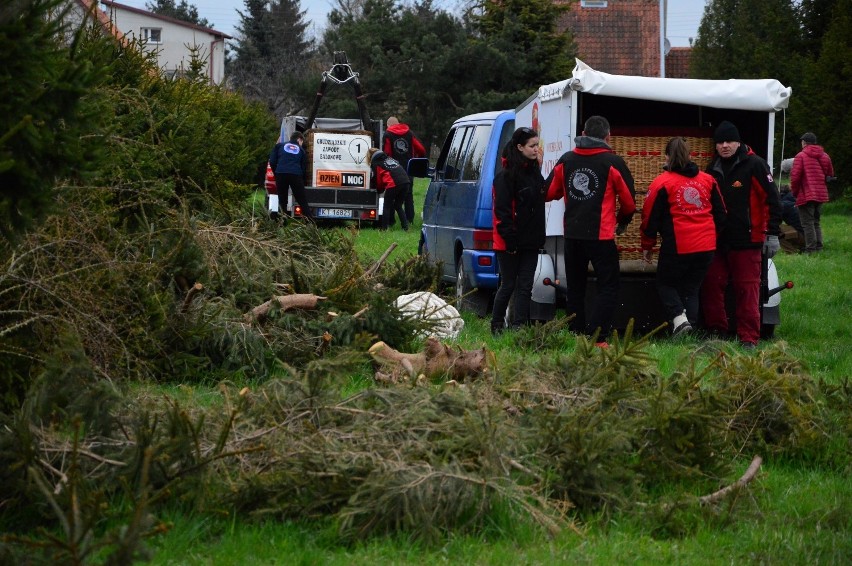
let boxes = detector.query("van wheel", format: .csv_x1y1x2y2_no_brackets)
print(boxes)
455,261,489,317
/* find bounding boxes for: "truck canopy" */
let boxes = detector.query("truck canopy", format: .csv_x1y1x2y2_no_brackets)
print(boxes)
279,116,383,144
538,59,792,112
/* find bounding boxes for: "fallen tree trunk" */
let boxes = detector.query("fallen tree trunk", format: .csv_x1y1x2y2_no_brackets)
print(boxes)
369,337,489,383
244,293,327,324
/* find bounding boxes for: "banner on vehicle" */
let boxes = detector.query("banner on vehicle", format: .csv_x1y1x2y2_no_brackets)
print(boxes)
311,132,371,188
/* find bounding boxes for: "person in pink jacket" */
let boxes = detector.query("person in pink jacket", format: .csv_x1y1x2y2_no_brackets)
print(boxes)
790,132,834,253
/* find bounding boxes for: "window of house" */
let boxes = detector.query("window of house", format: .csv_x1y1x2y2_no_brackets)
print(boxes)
580,0,608,7
141,28,162,44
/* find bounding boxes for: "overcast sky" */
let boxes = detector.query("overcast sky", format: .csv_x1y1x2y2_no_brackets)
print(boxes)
113,0,707,48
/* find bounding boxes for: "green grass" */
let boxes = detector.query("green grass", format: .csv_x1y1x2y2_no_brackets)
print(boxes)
148,464,850,565
144,204,852,564
332,178,429,262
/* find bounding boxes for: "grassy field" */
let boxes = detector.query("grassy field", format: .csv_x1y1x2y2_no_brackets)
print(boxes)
138,192,852,564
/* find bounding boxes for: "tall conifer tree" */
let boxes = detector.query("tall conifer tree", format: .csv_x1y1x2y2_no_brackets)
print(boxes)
229,0,315,117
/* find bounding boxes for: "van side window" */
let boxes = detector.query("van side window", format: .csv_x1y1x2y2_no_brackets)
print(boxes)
462,125,493,181
441,126,471,181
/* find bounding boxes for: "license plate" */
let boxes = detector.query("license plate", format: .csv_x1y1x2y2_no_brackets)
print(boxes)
316,208,353,218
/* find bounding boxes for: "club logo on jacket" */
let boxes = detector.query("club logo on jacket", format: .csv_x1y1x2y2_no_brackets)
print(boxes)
284,142,300,154
384,157,402,169
569,168,599,200
732,181,743,187
676,185,707,214
393,139,410,154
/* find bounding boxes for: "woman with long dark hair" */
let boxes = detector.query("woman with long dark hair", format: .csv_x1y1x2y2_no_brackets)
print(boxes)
640,137,726,335
490,127,546,335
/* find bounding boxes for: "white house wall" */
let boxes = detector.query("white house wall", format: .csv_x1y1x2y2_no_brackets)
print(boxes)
103,5,227,84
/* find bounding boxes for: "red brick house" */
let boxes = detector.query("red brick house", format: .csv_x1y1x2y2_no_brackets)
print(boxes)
556,0,692,78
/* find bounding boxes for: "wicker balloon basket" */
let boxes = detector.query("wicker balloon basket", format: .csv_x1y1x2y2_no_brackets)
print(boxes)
609,135,715,261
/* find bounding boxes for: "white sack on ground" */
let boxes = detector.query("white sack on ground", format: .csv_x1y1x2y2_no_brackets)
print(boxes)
394,291,464,340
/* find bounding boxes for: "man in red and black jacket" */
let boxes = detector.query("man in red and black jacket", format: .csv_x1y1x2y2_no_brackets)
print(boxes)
369,149,411,231
383,116,426,224
546,115,636,343
700,121,782,349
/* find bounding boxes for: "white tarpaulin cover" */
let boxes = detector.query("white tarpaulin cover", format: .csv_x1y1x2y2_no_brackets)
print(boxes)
394,292,464,340
539,59,792,112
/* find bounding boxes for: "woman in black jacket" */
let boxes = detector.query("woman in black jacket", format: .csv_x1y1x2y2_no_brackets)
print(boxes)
490,127,547,335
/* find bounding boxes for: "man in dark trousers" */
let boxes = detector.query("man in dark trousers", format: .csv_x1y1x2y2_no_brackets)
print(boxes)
368,149,411,231
701,120,782,349
382,116,426,223
545,115,636,346
269,131,313,220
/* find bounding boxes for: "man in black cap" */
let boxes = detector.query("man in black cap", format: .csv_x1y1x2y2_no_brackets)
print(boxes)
700,120,782,349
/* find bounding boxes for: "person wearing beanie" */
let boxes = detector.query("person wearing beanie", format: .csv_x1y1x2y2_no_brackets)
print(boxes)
368,148,411,230
790,131,833,253
713,120,741,144
700,120,782,349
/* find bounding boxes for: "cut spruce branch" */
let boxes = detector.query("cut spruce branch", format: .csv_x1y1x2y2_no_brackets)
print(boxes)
363,243,397,279
181,282,204,313
699,455,763,506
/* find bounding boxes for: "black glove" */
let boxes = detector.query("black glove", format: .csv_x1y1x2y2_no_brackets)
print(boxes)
503,234,518,254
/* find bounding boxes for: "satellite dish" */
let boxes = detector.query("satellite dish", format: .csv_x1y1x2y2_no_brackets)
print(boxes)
664,38,672,55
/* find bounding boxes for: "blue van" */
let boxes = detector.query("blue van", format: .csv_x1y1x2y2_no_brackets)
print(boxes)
419,111,516,315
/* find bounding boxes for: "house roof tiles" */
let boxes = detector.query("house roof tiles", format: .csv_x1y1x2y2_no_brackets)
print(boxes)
557,0,690,78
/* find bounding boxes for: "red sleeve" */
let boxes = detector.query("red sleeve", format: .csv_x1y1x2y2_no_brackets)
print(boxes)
640,180,662,250
412,136,426,158
382,136,392,155
611,167,636,222
546,164,565,202
790,154,803,194
820,152,834,177
376,167,394,192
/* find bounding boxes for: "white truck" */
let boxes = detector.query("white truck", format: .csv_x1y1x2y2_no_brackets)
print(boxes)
421,59,793,335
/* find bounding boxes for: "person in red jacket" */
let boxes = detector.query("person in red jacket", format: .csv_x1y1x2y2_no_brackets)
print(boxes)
641,137,726,335
546,115,636,343
701,121,782,349
491,127,546,335
790,132,833,253
368,148,410,231
383,116,426,224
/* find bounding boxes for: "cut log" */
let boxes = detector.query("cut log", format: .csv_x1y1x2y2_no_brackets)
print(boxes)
244,293,327,324
368,337,489,383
